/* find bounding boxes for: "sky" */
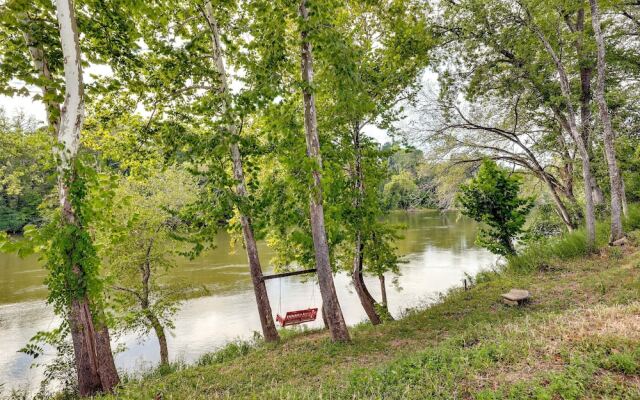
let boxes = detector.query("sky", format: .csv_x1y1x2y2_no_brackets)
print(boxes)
0,68,439,145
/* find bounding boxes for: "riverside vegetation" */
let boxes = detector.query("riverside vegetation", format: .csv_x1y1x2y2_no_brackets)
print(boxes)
1,0,640,398
100,211,640,399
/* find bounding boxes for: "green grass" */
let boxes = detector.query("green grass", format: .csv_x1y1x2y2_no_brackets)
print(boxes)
101,225,640,399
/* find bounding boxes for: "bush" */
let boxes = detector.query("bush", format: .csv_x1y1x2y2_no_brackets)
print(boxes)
458,160,534,256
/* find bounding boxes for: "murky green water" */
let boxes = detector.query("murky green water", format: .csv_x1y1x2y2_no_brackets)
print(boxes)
0,210,495,391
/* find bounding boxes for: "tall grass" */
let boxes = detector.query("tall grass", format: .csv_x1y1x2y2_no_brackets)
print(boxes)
196,338,257,367
508,203,640,274
623,203,640,232
507,222,610,273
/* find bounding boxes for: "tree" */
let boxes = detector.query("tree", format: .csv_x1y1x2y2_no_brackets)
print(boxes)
298,0,350,342
458,159,534,256
313,0,430,325
1,0,143,394
430,0,601,247
96,168,197,366
362,223,402,317
383,172,421,210
412,94,578,230
200,0,279,342
589,0,626,242
48,0,120,394
520,0,597,247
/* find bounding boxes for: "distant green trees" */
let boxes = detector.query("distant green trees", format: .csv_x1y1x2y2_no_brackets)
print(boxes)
0,112,53,232
458,160,534,256
383,146,438,210
383,172,420,210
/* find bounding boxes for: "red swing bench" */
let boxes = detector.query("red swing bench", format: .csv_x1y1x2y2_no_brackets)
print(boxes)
276,308,318,327
262,268,320,327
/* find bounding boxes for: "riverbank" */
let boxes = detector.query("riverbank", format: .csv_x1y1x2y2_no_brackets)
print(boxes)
105,225,640,399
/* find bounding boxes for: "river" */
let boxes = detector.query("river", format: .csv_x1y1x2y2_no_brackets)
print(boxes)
0,210,496,392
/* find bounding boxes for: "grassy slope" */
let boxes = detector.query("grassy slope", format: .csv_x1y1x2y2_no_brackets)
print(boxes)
107,244,640,399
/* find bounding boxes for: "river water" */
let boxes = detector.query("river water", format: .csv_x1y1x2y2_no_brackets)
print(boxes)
0,210,496,392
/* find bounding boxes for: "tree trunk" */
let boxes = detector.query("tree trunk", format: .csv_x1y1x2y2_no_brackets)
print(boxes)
202,2,279,342
351,125,381,325
621,177,628,217
147,313,169,365
519,141,575,230
321,307,329,330
56,0,118,395
352,235,382,325
69,298,102,396
590,0,625,242
94,319,119,390
299,0,349,342
21,26,60,134
379,274,388,310
558,113,597,247
546,178,575,231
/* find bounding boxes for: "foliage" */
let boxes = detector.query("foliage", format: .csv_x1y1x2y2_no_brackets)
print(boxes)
383,146,439,210
0,111,53,232
458,160,534,255
1,156,117,314
96,168,198,341
18,324,77,400
383,172,421,210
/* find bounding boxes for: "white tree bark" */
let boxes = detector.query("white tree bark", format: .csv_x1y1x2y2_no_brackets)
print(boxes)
55,0,119,394
589,0,626,241
56,0,84,219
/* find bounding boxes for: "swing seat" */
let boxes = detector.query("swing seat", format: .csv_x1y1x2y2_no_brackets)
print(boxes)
276,308,318,327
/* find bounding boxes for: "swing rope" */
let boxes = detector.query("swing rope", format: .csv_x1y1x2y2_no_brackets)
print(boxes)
309,279,316,309
278,278,282,315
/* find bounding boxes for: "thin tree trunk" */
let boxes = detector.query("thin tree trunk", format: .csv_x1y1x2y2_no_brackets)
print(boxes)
352,235,382,325
202,2,279,342
299,0,349,342
590,0,625,242
147,313,169,365
545,178,575,231
528,16,597,246
56,0,118,394
581,63,606,207
21,27,60,134
571,7,605,208
379,274,388,310
621,178,628,216
556,111,597,247
351,125,381,325
517,138,575,230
